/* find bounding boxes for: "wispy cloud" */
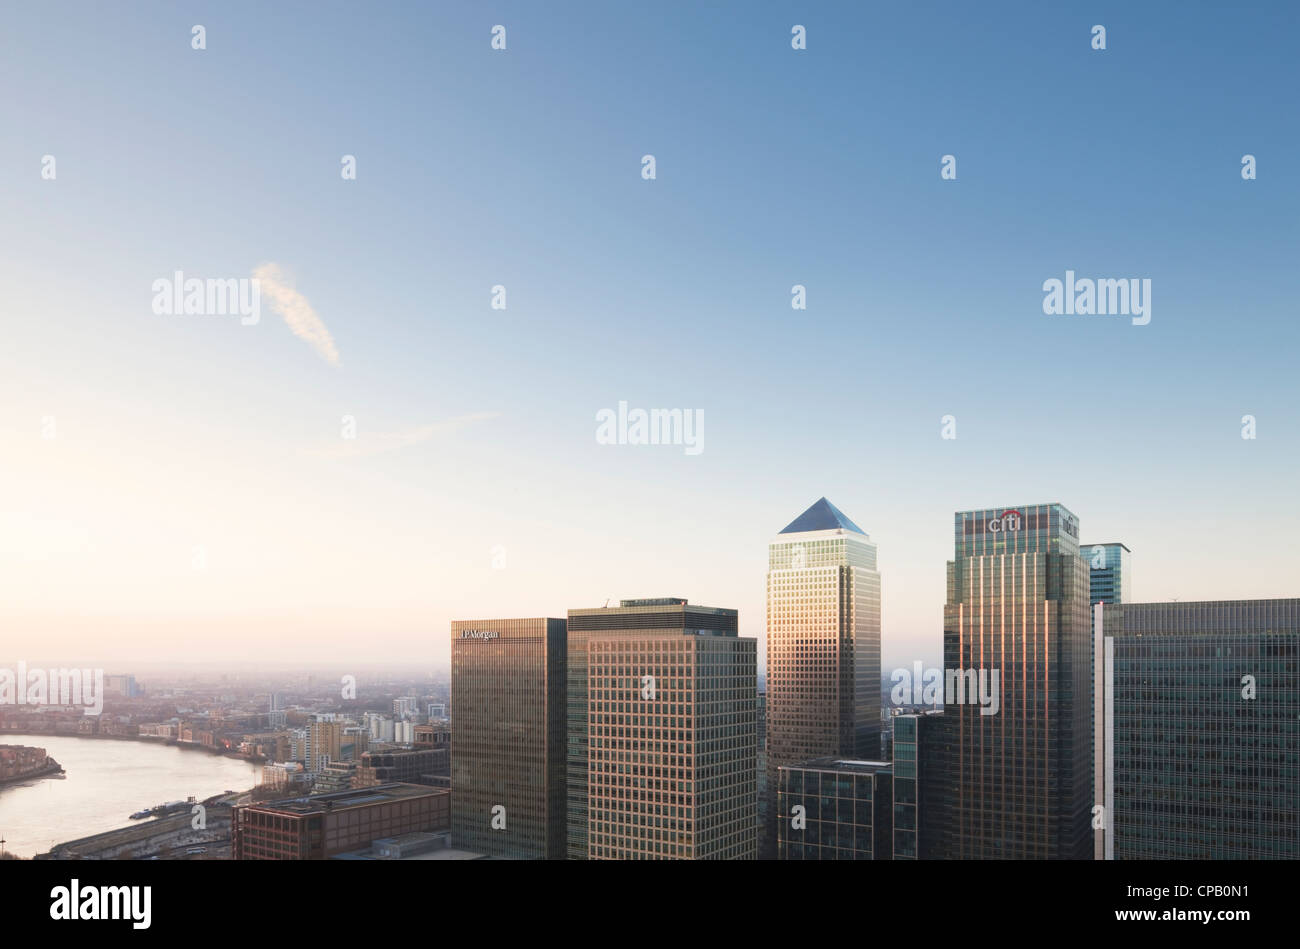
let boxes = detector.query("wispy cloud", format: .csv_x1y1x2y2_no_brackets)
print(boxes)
253,263,340,366
309,413,501,460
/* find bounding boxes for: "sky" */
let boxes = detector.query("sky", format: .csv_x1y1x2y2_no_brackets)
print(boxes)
1,1,1297,674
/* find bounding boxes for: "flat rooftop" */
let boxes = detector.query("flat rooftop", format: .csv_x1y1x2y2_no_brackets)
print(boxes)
781,758,893,775
248,782,445,815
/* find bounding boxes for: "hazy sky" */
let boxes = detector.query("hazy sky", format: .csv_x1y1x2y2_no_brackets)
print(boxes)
2,2,1297,673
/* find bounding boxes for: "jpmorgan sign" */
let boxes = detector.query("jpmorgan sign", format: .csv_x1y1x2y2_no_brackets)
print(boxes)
459,630,500,640
987,510,1023,533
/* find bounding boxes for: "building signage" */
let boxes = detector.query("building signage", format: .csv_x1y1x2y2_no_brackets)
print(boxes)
459,630,500,640
987,510,1023,533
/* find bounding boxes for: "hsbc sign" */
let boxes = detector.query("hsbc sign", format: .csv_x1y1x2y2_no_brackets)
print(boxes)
987,510,1022,533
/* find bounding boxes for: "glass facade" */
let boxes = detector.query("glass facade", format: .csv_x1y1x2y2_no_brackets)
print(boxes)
940,503,1092,859
776,759,892,859
891,710,945,859
765,501,881,854
450,617,567,859
1107,599,1300,859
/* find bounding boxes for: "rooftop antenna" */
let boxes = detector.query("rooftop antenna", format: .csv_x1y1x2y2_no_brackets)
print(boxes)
603,598,611,608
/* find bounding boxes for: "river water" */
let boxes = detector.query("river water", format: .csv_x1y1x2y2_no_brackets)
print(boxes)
0,735,261,858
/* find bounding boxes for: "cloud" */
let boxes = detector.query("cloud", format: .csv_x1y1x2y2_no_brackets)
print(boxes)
309,413,501,460
253,263,340,366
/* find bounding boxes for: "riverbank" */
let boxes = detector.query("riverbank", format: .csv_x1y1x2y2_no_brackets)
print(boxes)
0,757,64,787
0,731,265,765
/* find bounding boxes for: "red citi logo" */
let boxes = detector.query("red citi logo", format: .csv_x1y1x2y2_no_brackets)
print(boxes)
987,510,1022,533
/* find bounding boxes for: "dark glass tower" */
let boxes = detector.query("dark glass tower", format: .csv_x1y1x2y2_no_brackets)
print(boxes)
940,504,1092,859
1106,599,1300,858
450,617,567,859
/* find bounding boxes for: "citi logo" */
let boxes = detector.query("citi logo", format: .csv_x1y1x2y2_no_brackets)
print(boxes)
987,510,1022,533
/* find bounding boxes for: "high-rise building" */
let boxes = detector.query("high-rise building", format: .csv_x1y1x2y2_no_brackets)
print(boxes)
306,718,342,773
940,504,1092,859
586,626,757,859
450,617,567,859
891,710,946,859
1082,542,1131,630
1101,599,1300,859
566,598,739,860
776,758,892,860
765,498,881,851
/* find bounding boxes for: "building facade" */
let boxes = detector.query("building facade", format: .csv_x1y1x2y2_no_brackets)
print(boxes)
233,784,449,860
566,598,739,860
586,629,757,859
765,498,881,850
450,617,567,859
1104,599,1300,859
776,758,892,860
940,503,1092,859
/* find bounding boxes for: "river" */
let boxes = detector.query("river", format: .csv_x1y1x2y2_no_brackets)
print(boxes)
0,735,261,858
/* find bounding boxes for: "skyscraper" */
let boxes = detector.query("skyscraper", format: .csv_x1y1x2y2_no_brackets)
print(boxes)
565,598,740,860
765,498,881,848
1082,542,1131,630
940,504,1092,859
450,617,567,859
1103,599,1300,859
586,628,756,859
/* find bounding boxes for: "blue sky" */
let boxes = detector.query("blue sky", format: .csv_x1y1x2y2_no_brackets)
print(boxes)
1,1,1297,671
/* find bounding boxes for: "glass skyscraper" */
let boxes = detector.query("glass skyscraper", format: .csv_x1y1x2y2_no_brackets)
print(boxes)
940,503,1092,859
450,617,567,859
1105,599,1300,859
765,498,881,850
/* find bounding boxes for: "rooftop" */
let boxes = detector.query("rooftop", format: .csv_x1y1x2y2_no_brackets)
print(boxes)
779,497,866,535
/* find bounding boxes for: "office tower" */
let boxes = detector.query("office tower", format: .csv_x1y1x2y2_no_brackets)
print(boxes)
757,691,770,858
941,504,1091,859
776,758,892,860
891,710,945,859
566,598,739,860
450,617,567,859
233,784,450,859
1082,542,1131,631
586,627,757,859
1102,599,1300,859
393,696,419,719
765,498,881,851
1081,542,1129,857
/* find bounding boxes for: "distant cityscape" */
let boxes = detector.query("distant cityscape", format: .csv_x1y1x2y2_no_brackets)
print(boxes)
5,497,1295,861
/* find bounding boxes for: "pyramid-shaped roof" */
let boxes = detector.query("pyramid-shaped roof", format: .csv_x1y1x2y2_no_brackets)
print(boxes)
779,497,866,535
